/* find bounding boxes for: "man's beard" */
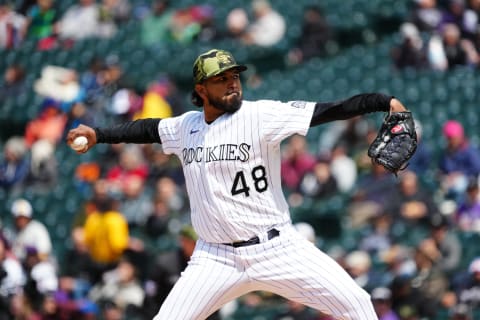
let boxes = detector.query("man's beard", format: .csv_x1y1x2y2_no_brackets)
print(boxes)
209,92,243,113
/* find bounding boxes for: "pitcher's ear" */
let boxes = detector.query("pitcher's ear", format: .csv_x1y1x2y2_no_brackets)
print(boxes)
191,90,204,107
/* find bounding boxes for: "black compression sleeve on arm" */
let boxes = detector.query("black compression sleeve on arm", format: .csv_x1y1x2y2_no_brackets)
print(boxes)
310,93,392,127
95,118,162,144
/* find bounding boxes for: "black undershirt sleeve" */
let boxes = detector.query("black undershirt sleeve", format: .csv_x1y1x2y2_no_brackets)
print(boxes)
310,93,393,127
94,118,162,144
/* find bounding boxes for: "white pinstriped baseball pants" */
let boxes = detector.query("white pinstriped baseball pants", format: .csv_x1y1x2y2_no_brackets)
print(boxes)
153,225,377,320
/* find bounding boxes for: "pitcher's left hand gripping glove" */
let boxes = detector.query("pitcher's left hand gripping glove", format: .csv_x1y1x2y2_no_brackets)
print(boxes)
368,111,418,175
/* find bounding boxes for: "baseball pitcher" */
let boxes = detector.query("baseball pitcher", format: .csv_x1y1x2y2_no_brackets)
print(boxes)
67,49,416,320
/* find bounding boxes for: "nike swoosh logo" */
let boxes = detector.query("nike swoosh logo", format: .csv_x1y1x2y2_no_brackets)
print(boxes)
190,129,200,134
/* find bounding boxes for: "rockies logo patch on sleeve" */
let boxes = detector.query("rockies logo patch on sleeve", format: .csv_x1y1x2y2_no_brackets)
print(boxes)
290,101,307,109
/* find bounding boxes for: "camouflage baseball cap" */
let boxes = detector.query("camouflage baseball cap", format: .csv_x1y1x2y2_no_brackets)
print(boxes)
193,49,247,83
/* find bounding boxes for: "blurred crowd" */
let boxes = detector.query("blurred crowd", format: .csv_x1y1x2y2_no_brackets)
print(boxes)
1,0,480,320
392,0,480,71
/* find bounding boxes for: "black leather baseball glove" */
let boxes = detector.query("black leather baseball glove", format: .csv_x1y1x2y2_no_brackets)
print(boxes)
368,111,417,175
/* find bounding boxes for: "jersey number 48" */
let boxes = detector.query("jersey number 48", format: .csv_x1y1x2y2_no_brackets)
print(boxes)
231,165,268,197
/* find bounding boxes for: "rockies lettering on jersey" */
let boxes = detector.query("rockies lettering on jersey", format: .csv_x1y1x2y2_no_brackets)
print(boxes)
182,143,251,165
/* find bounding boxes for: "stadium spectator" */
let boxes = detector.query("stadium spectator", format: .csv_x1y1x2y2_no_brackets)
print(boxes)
0,234,26,319
0,63,26,102
287,5,332,65
0,2,26,49
59,227,96,290
329,143,357,193
169,5,216,44
79,57,107,107
190,5,219,43
385,170,437,227
96,0,131,39
25,139,57,191
105,144,149,197
448,303,473,320
34,66,83,103
140,0,174,46
64,101,96,133
155,75,186,117
88,256,145,315
22,0,57,50
344,250,384,292
389,274,420,319
119,175,153,229
348,166,396,229
241,0,286,47
55,0,100,41
428,23,479,70
407,120,433,175
99,0,131,24
22,246,58,310
381,245,417,283
71,178,110,228
455,177,480,232
428,31,450,70
293,222,316,243
24,99,68,148
298,158,338,199
438,120,480,201
391,23,428,70
144,195,171,239
97,54,127,104
408,0,443,32
8,291,41,320
469,0,480,13
0,136,30,191
455,257,480,309
154,176,188,215
318,117,362,154
318,116,373,170
100,300,124,320
225,8,248,40
410,238,450,318
108,87,142,121
427,214,462,276
10,198,52,263
37,293,67,320
82,195,129,281
351,163,397,209
281,134,316,192
360,211,394,256
133,79,174,120
134,76,185,121
371,287,400,320
439,0,478,40
142,144,183,185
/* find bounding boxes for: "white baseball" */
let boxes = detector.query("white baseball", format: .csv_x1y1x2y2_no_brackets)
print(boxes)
71,136,88,151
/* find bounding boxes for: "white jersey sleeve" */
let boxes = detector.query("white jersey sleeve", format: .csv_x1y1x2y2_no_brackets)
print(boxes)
158,111,201,155
259,100,316,145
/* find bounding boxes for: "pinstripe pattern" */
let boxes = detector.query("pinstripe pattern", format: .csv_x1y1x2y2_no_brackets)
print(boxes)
154,226,377,320
158,100,315,243
155,101,377,320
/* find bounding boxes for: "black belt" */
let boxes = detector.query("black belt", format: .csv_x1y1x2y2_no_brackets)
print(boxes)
224,229,280,248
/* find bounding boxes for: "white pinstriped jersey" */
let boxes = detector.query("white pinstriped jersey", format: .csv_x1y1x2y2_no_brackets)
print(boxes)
158,100,315,243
